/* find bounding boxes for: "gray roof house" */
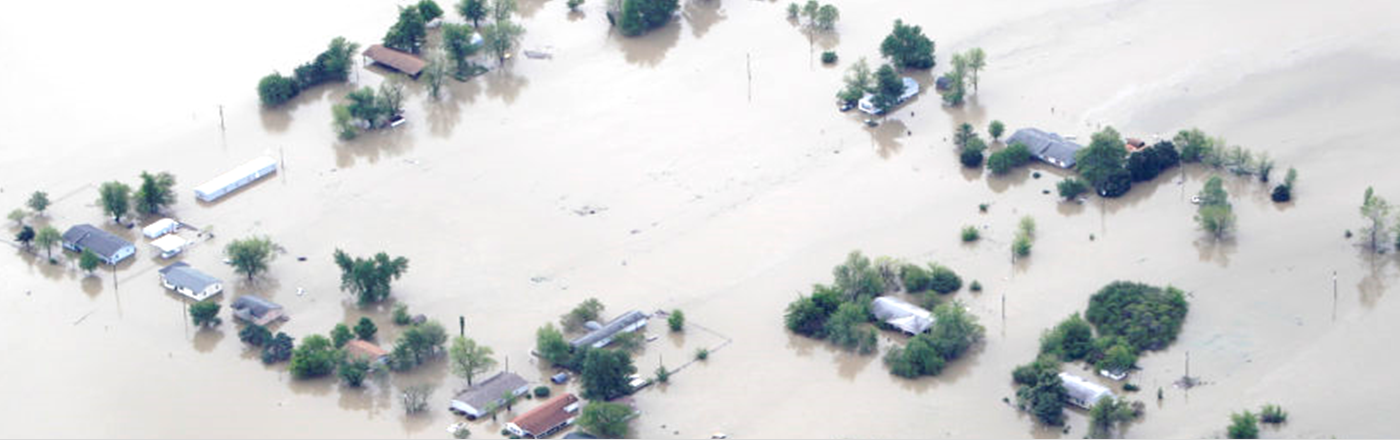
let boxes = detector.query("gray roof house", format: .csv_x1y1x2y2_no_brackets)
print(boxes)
158,262,224,301
450,372,530,419
570,310,649,350
1007,128,1083,169
61,224,136,265
230,295,285,326
1059,372,1115,409
872,296,934,335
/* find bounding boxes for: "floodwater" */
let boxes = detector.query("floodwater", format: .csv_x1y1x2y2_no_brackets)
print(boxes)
3,0,1400,438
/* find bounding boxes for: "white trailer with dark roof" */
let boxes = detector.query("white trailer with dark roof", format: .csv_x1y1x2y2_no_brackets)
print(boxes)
194,156,278,202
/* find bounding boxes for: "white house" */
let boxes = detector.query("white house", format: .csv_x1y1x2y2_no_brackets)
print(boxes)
194,156,278,202
158,262,223,301
61,224,136,265
1059,372,1115,409
872,296,934,334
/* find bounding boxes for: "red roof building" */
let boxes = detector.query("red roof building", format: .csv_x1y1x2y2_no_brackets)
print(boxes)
344,339,389,363
507,393,580,438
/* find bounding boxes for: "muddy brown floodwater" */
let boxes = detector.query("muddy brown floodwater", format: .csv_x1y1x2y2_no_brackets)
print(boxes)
3,0,1400,438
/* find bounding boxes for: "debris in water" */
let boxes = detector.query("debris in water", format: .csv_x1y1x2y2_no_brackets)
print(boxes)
297,256,307,262
530,276,549,283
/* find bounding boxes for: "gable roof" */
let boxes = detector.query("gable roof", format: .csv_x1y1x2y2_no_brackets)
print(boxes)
511,393,579,437
364,44,426,76
871,296,934,334
1008,128,1083,168
158,262,221,292
231,295,282,318
1059,372,1114,408
61,224,134,259
571,310,648,349
453,372,529,411
345,339,389,361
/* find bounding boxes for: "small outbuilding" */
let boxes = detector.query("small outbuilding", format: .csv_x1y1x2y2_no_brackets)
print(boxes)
194,156,278,202
570,310,648,350
158,262,223,301
345,339,390,364
858,77,921,115
150,234,187,259
363,44,427,77
450,371,530,419
1059,372,1115,409
142,218,179,239
61,224,136,265
1007,128,1084,169
507,393,580,439
230,295,286,326
871,296,934,335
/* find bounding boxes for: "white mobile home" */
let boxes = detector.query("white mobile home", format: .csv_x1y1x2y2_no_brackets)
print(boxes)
142,218,179,239
1059,372,1115,409
194,156,278,202
150,234,187,259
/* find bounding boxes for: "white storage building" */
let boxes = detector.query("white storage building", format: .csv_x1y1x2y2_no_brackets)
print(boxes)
194,156,278,202
142,218,179,239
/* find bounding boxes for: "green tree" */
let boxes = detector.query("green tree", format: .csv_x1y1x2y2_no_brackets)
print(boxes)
988,120,1005,141
257,72,301,106
389,320,448,370
480,19,525,64
190,301,222,327
7,209,24,226
562,297,606,331
134,171,177,215
225,236,276,280
536,323,573,366
35,225,61,260
1076,126,1129,196
354,317,378,340
14,225,35,250
581,349,636,401
568,0,584,11
618,0,678,36
953,123,976,150
1259,404,1288,424
239,324,273,347
98,181,132,223
442,23,481,76
987,141,1031,175
422,49,449,99
578,401,634,438
1088,397,1137,438
457,0,488,27
961,137,987,168
79,249,101,274
879,19,935,69
1196,176,1234,240
331,323,354,348
961,226,980,242
338,358,372,387
836,57,873,105
27,191,49,216
262,332,295,364
1013,235,1032,258
1039,313,1093,360
1096,341,1137,374
786,2,799,19
668,309,685,332
965,48,986,92
1360,186,1392,252
290,334,342,379
870,64,904,114
824,302,877,354
418,0,444,21
1057,178,1089,200
800,0,818,21
814,4,839,30
833,251,885,303
490,0,517,21
384,6,428,53
448,336,497,385
941,53,969,105
1173,128,1212,163
1014,357,1067,426
333,249,410,305
331,103,357,140
927,264,962,294
1085,281,1189,352
392,304,412,326
1228,411,1260,439
928,301,983,359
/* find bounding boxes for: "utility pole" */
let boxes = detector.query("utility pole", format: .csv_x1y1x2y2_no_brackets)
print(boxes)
746,53,752,103
1332,270,1338,323
459,315,465,337
218,105,225,131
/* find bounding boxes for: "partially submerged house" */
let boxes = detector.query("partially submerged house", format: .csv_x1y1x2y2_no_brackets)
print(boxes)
1125,137,1148,154
61,224,135,265
506,393,581,439
858,77,921,115
150,234,187,259
570,310,648,350
158,262,223,301
230,295,285,326
141,218,179,239
1059,372,1115,409
194,156,278,202
871,296,934,335
450,371,530,419
344,339,390,364
1007,128,1083,169
363,44,426,78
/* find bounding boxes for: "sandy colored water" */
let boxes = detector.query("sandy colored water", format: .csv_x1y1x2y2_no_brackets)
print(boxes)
3,0,1400,438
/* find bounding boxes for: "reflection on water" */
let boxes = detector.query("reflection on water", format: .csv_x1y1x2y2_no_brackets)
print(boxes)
192,327,225,353
870,119,907,158
612,20,681,66
683,0,726,39
1193,236,1237,268
484,69,532,104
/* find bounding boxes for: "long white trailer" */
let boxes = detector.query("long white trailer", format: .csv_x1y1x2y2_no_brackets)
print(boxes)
194,156,278,202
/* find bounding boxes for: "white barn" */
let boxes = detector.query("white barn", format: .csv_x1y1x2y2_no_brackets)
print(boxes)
872,296,934,334
194,156,278,202
1059,372,1115,409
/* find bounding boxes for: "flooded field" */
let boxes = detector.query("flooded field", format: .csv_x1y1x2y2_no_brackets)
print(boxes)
3,0,1400,437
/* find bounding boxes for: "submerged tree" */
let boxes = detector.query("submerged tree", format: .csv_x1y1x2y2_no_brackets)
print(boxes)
578,401,634,438
333,249,410,305
190,301,222,327
836,57,873,105
225,236,276,280
14,225,35,250
384,5,428,53
457,0,488,27
79,249,101,274
442,23,481,76
480,19,525,65
27,191,50,216
879,19,935,69
448,336,497,386
35,225,61,260
1360,186,1392,252
134,171,177,215
98,181,132,223
1196,176,1235,240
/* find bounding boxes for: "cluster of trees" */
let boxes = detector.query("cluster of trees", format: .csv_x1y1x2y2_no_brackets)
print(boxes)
333,249,410,305
290,334,342,379
880,20,935,69
1088,397,1143,438
14,224,62,262
478,0,525,64
941,48,985,106
385,0,443,53
1074,127,1136,198
784,252,889,354
578,401,634,438
1056,177,1089,201
389,320,448,371
1195,176,1236,240
225,236,276,280
258,37,360,106
988,142,1031,175
615,0,679,36
1013,281,1188,426
1126,140,1181,182
1175,128,1277,181
899,262,962,294
1357,186,1400,253
1012,216,1035,258
787,1,839,30
331,82,406,140
561,297,605,332
94,172,178,224
581,348,638,400
441,23,483,78
883,302,984,378
954,123,989,168
190,301,222,327
448,336,497,386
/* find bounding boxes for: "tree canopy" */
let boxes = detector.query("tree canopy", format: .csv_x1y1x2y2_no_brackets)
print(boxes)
480,19,525,64
1076,126,1130,197
581,349,636,401
536,323,573,367
225,236,276,280
1085,281,1189,352
836,57,873,105
457,0,488,27
879,19,935,69
98,181,131,223
333,249,410,305
448,336,497,385
870,64,905,114
190,301,222,327
27,191,49,215
290,334,342,379
134,171,177,215
578,401,634,438
1196,176,1235,239
618,0,679,36
384,6,428,53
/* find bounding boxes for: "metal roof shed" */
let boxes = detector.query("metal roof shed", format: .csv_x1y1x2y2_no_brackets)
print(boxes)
194,156,278,202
